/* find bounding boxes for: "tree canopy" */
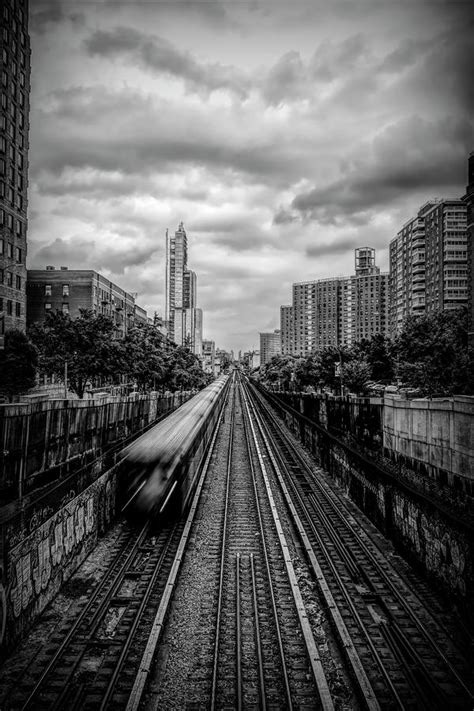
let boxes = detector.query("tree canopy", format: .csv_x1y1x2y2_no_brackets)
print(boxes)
28,310,211,398
256,309,473,397
29,309,121,398
0,329,38,402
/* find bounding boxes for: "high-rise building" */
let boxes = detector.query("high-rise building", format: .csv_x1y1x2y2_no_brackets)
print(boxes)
389,199,468,335
280,305,293,355
0,0,30,344
260,329,281,365
165,222,202,354
202,339,215,374
287,248,389,355
462,153,474,348
27,267,147,338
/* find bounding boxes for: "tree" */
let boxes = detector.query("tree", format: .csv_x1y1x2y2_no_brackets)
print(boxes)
351,334,394,383
0,330,38,402
29,310,121,398
392,308,474,396
342,359,372,395
123,323,166,391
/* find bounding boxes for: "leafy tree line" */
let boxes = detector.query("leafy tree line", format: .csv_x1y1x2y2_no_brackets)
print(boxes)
0,310,212,401
256,308,474,397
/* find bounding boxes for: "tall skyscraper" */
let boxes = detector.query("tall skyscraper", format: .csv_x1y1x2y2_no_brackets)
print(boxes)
389,199,468,336
165,222,202,354
0,0,30,344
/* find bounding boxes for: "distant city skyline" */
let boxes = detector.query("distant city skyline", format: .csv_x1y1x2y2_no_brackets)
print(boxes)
25,1,473,351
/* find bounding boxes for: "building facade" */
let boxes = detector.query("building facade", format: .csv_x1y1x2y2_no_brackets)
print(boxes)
260,329,281,365
280,305,293,355
462,153,474,348
27,267,148,338
165,222,202,354
389,199,468,335
287,248,389,356
202,339,215,374
0,0,30,342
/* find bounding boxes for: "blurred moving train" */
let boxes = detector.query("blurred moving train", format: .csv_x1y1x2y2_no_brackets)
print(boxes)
118,374,231,518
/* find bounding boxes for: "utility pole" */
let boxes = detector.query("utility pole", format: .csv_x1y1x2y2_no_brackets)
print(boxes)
64,360,68,399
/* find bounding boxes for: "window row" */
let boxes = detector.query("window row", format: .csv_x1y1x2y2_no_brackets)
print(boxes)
0,268,22,288
0,113,26,147
0,239,23,261
0,209,24,233
0,180,24,209
1,92,26,126
45,302,69,314
44,284,69,296
0,297,22,317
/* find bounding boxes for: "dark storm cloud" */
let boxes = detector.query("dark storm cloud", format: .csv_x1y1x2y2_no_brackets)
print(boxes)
262,51,307,106
84,27,250,98
290,115,472,223
309,33,371,82
31,1,84,34
33,237,157,275
305,237,366,259
30,87,298,186
273,208,298,225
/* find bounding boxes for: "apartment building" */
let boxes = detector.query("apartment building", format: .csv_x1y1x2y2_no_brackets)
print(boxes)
389,199,467,335
27,267,148,338
288,248,389,355
280,305,293,355
462,153,474,347
0,0,30,341
260,329,281,365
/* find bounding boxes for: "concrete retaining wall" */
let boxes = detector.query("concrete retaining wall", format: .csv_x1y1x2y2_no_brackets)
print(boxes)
0,391,192,657
259,386,474,628
383,396,473,489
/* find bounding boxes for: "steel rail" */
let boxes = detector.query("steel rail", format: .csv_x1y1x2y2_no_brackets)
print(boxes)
241,382,335,711
252,381,474,705
209,378,236,711
236,553,243,711
243,379,382,711
125,379,232,711
21,522,150,711
249,552,267,711
240,382,292,709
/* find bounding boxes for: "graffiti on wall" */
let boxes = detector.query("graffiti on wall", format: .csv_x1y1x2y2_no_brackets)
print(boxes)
3,470,116,646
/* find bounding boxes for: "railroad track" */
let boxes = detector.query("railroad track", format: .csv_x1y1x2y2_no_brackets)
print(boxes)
164,375,339,709
5,391,228,711
246,378,474,710
7,520,184,711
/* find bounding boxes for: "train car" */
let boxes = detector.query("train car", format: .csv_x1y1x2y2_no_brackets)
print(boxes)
118,374,230,519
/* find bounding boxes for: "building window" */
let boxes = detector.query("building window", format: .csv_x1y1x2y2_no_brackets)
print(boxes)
6,271,12,287
45,284,52,296
15,247,21,262
0,239,3,254
7,300,12,315
7,242,13,258
44,302,52,310
62,284,69,297
0,268,3,282
62,303,69,314
15,274,21,289
15,301,20,317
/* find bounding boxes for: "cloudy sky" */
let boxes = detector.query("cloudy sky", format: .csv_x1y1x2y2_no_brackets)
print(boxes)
28,1,473,352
